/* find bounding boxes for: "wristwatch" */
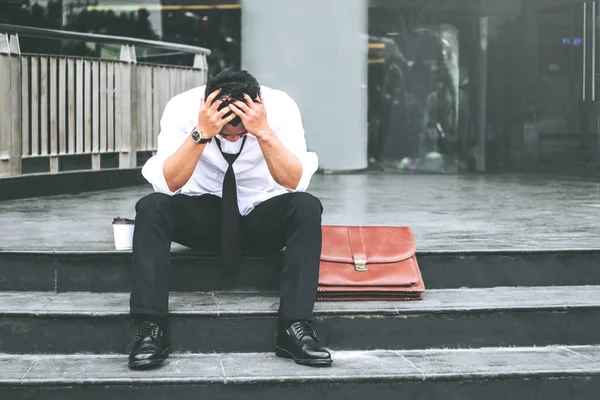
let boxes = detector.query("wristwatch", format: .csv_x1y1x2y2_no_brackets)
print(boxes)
190,127,211,144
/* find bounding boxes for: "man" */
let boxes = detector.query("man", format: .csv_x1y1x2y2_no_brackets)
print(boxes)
128,67,332,369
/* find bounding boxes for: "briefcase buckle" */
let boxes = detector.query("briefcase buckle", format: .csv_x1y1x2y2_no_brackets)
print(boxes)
354,260,368,271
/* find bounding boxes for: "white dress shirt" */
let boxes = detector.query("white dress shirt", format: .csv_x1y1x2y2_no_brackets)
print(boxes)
141,85,319,216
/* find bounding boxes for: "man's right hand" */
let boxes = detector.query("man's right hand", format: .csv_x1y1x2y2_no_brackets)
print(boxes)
197,89,237,139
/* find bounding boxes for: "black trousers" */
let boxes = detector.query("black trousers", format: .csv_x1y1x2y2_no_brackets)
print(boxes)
129,191,323,323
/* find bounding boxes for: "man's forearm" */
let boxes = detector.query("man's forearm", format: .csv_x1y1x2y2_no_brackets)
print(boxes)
163,137,206,192
257,129,303,190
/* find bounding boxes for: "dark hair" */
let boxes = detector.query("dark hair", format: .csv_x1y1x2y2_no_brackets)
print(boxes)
205,67,261,126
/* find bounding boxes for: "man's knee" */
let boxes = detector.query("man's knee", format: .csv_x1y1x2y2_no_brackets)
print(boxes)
135,193,173,216
287,192,323,220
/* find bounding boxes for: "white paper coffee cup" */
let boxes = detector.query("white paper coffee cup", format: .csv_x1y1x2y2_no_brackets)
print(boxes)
112,217,135,250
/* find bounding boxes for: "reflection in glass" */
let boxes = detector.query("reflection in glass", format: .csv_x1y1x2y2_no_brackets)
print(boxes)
368,10,462,173
0,1,241,73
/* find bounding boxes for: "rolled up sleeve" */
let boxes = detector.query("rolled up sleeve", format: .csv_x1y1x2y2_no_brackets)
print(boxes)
141,99,189,195
273,93,319,192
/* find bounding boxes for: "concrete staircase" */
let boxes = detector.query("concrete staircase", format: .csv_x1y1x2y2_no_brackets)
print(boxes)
1,250,600,399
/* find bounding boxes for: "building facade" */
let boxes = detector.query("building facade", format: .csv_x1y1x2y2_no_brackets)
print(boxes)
1,0,597,176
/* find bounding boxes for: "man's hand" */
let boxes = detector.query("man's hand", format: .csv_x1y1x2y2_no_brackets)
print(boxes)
197,89,238,138
228,94,272,139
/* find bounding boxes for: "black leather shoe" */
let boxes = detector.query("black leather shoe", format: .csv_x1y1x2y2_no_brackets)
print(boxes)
128,321,170,370
276,321,332,367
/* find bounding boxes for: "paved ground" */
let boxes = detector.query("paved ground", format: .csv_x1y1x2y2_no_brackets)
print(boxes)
1,174,599,252
3,286,599,315
3,346,600,384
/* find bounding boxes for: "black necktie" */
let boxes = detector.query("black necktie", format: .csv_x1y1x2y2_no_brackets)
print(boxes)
215,136,247,278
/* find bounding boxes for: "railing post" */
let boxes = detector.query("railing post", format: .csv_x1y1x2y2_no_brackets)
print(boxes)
118,44,138,169
0,33,22,178
193,53,209,86
192,53,207,70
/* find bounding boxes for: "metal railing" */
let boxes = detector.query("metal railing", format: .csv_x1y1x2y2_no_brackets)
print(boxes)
0,24,210,178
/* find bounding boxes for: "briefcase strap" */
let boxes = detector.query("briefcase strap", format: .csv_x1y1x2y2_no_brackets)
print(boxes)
347,226,368,271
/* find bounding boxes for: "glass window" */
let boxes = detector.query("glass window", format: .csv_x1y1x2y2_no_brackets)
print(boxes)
368,0,599,176
3,0,599,175
0,1,242,73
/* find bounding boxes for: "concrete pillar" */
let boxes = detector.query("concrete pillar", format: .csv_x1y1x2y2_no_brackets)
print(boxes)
241,0,369,172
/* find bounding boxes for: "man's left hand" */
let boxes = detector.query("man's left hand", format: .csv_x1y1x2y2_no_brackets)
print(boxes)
228,94,273,139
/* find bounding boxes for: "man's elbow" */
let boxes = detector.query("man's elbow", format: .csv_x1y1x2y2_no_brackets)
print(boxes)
166,181,182,193
163,163,182,193
164,173,182,193
276,169,303,191
280,179,301,191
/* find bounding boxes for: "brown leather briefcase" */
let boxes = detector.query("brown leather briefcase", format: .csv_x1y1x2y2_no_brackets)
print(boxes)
317,225,425,301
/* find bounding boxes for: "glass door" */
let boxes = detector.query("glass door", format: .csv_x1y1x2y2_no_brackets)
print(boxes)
368,1,472,173
525,0,600,174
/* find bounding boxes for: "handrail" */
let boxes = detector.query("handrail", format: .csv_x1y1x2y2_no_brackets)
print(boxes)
0,26,210,178
0,23,211,56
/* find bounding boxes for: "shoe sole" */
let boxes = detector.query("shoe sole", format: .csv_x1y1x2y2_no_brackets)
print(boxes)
128,347,171,370
275,346,333,367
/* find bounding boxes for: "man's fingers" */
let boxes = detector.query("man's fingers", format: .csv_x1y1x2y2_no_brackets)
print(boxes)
243,93,260,109
233,100,250,112
224,112,238,122
206,90,224,112
219,111,238,126
227,103,245,118
205,88,222,105
218,107,233,117
209,98,225,112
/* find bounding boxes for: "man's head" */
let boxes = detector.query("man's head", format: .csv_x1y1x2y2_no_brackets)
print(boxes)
205,67,261,139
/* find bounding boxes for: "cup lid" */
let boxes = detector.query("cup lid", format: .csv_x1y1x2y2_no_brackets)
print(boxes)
113,217,135,225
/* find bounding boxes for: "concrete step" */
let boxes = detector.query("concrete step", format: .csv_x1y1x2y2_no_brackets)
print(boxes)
1,249,599,292
1,286,600,354
2,346,600,399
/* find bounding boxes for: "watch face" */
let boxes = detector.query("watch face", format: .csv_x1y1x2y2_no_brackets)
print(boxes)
191,129,201,142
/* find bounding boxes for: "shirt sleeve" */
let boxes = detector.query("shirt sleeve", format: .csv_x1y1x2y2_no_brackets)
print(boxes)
141,98,189,195
272,93,319,192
